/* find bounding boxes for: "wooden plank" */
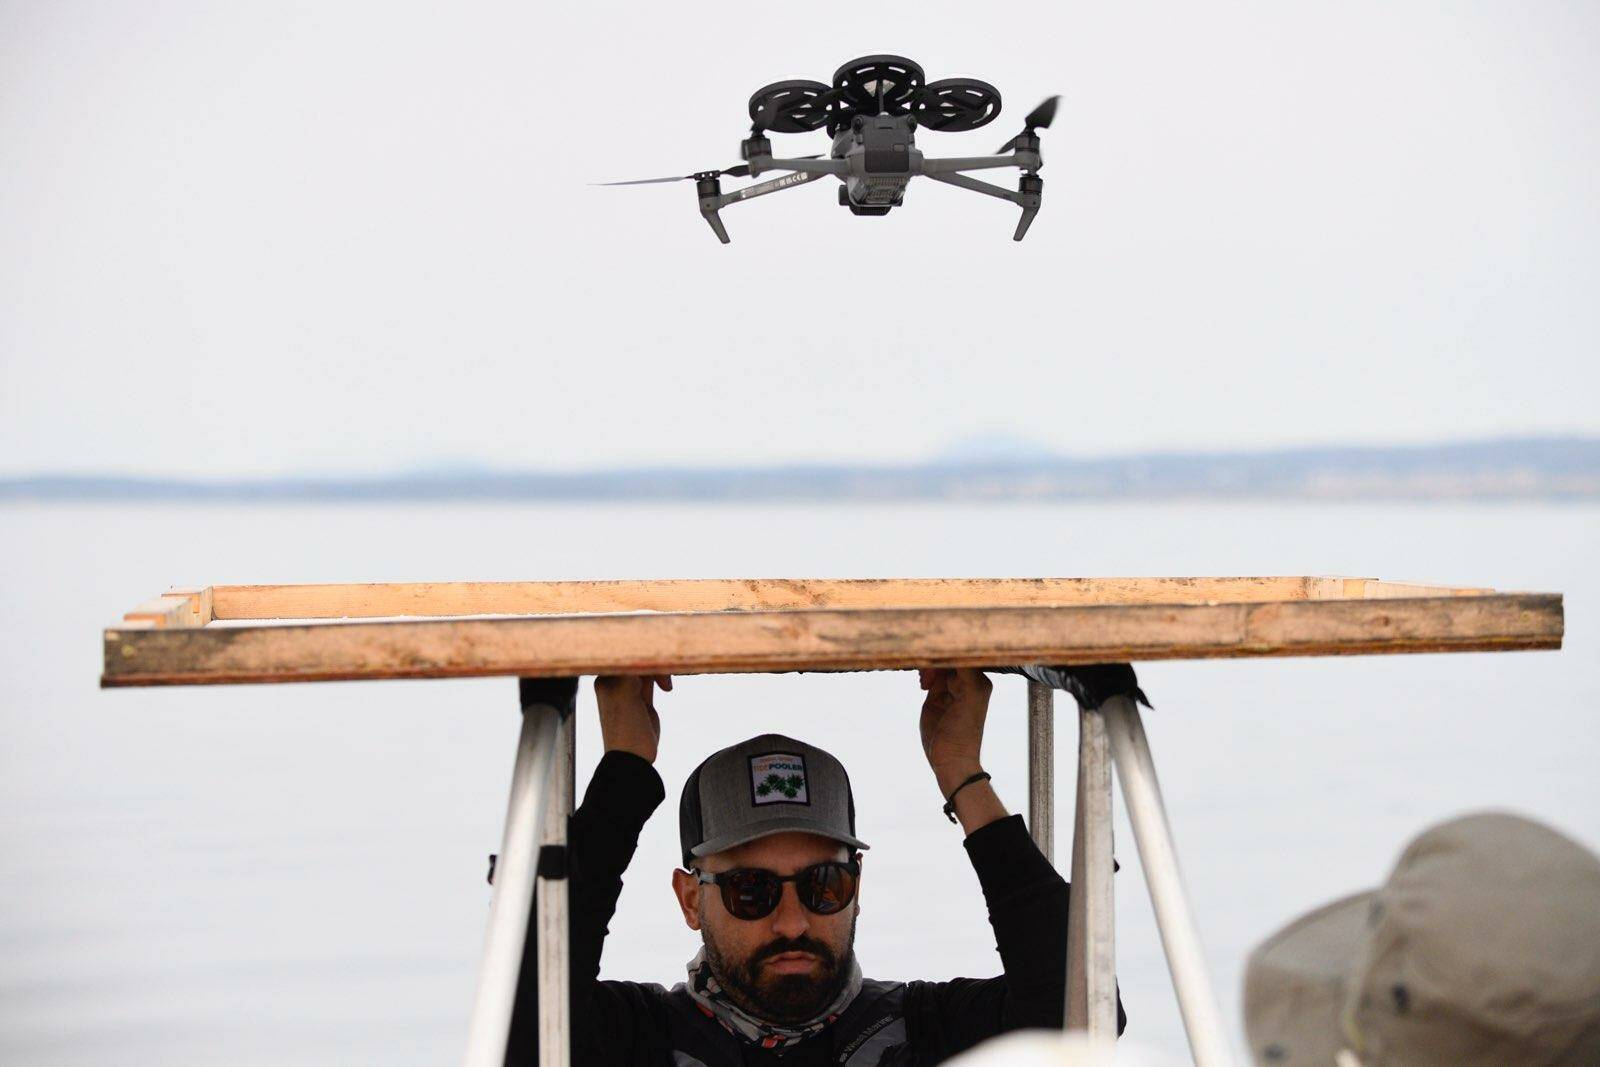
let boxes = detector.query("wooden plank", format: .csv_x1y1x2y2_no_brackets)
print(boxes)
207,576,1412,621
123,597,191,628
1304,577,1377,600
1352,579,1493,599
102,593,1562,687
1303,577,1490,599
122,587,213,629
170,586,215,624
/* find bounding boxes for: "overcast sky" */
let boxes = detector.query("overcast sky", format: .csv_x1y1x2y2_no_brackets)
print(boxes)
2,1,1597,476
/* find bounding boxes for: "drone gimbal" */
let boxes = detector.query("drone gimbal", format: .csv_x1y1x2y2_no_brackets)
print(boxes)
599,55,1057,244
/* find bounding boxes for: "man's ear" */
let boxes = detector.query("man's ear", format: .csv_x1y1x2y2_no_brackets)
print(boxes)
853,853,863,916
671,868,703,931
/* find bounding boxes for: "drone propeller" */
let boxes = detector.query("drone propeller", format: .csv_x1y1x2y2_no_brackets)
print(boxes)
595,165,750,187
595,156,822,187
995,95,1059,154
908,78,1002,132
748,80,838,134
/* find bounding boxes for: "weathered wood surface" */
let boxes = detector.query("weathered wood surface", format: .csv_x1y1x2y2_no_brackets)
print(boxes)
103,592,1562,687
207,576,1488,621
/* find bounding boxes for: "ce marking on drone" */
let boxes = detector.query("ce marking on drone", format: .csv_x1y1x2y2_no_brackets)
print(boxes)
737,172,813,200
597,54,1058,244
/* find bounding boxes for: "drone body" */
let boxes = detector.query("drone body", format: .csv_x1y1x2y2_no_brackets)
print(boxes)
601,55,1058,244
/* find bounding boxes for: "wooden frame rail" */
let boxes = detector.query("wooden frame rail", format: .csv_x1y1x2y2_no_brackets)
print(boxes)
102,577,1561,687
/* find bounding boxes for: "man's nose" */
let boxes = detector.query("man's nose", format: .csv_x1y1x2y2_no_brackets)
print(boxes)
769,882,810,939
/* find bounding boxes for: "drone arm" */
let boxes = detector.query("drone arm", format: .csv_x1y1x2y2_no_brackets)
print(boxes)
713,169,830,205
923,170,1044,242
697,169,829,244
923,169,1022,201
747,156,850,178
919,151,1041,175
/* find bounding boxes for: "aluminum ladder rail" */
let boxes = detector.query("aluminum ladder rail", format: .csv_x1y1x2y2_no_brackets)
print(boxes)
1022,667,1236,1066
464,679,577,1067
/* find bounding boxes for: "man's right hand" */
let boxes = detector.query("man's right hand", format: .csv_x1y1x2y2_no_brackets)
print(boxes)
595,675,672,764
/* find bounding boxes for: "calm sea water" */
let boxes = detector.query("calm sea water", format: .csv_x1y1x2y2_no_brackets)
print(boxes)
2,501,1596,1063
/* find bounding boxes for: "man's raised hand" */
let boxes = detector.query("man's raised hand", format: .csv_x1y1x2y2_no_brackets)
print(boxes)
918,668,994,796
918,668,1006,833
595,674,672,764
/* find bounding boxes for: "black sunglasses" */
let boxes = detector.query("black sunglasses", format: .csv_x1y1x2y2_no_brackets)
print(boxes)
693,858,860,921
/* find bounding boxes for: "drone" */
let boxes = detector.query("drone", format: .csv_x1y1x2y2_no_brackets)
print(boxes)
599,54,1058,244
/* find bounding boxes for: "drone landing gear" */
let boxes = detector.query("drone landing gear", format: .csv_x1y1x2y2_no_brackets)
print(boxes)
1015,174,1043,241
921,167,1045,242
696,177,731,244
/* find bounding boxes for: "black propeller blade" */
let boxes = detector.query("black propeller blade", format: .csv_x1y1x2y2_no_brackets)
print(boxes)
996,95,1059,154
1024,95,1059,131
594,156,823,187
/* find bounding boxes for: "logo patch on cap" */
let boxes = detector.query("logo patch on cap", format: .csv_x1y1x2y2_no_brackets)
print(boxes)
749,753,809,806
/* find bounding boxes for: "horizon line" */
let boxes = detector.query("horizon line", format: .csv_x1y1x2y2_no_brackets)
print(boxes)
4,431,1598,484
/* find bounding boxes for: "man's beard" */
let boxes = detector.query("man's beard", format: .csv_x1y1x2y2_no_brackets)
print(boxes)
702,912,858,1025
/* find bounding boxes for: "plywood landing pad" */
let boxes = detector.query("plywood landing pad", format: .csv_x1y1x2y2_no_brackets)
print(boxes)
101,577,1563,687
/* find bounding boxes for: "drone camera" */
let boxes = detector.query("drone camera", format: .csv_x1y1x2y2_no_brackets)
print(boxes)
838,186,897,216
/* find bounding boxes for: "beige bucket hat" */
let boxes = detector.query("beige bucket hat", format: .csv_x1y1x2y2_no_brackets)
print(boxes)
1243,812,1600,1066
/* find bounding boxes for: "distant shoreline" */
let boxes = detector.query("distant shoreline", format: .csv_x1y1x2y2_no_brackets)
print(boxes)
5,436,1597,503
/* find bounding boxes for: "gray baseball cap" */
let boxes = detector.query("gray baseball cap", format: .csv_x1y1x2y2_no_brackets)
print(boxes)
679,733,868,868
1243,812,1600,1066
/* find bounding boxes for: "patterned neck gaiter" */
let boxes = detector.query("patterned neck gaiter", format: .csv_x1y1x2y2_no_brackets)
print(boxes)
684,946,864,1051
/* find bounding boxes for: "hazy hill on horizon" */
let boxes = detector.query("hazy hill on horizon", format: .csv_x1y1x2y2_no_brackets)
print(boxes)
3,436,1597,502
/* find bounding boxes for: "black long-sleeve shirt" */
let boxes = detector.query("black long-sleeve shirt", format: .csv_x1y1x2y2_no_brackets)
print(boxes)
508,751,1122,1065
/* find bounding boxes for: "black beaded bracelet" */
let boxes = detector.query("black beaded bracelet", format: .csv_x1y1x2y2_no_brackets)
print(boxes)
942,771,992,823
